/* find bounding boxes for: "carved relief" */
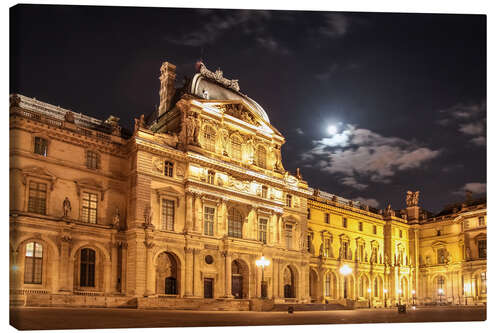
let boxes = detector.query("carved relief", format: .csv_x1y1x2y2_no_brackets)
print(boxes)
406,190,420,207
199,62,240,92
228,176,250,192
152,157,163,173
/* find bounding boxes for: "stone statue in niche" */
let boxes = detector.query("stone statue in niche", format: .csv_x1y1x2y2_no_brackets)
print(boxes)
220,129,229,156
64,111,75,123
63,197,71,218
143,204,153,229
112,207,120,230
185,112,201,146
246,137,255,164
425,256,431,265
466,247,471,260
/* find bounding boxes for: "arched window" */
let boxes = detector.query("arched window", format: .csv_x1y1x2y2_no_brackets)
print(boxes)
80,248,96,287
203,126,216,152
24,242,43,284
257,145,266,168
228,207,243,238
230,136,242,160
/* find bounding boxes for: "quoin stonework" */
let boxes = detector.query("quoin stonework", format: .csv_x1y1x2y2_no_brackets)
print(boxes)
9,61,486,310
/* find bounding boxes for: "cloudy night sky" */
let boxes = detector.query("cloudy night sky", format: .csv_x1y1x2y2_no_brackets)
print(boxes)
10,5,486,213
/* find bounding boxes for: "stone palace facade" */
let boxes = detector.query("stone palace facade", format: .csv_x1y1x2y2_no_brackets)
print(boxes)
9,61,486,310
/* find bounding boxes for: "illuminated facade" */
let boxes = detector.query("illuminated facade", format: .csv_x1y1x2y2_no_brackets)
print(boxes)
9,61,486,309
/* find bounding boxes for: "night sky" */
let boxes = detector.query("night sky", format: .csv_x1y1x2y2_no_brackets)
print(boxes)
10,5,486,213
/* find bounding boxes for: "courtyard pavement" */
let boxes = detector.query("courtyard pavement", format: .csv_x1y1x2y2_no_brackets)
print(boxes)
10,306,486,330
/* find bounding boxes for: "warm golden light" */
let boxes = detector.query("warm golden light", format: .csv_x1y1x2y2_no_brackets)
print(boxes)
383,288,388,294
255,256,270,268
367,288,371,293
339,264,352,276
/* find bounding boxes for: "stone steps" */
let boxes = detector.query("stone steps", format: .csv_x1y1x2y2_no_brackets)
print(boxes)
271,303,347,312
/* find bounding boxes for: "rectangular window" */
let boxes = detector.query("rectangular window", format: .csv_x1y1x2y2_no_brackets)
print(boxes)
24,242,43,284
285,224,293,249
358,222,363,232
207,170,215,185
286,194,292,207
324,213,330,224
161,199,175,231
81,192,98,224
359,244,365,261
86,151,99,169
307,208,311,220
342,217,348,228
464,221,470,229
478,239,486,259
307,234,312,253
34,137,48,156
204,206,215,236
164,161,174,177
373,225,377,235
28,181,47,215
261,186,268,199
478,216,485,226
231,136,242,160
325,239,331,257
258,218,268,244
399,230,403,238
325,275,331,297
437,248,446,264
481,272,486,294
343,242,349,259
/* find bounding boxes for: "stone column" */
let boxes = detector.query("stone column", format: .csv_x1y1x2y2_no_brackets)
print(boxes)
193,249,201,297
272,258,279,298
185,192,193,232
121,243,128,294
58,236,72,292
224,252,232,297
218,199,228,237
184,248,194,297
111,242,119,293
104,260,112,295
194,194,203,233
144,240,155,296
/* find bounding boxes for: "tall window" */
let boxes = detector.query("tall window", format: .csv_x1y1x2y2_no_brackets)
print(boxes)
228,207,243,238
358,222,363,232
373,225,377,235
343,217,348,228
307,234,312,253
399,230,403,238
207,170,215,185
478,216,485,226
359,244,365,261
437,276,445,294
203,126,216,152
374,278,379,297
307,208,311,220
286,194,292,207
437,248,446,264
261,186,268,199
324,213,330,224
80,248,95,287
325,238,331,257
28,181,47,215
325,274,331,297
258,218,268,244
480,272,487,294
257,146,266,168
24,242,43,284
34,137,48,156
164,161,174,177
161,199,175,231
342,242,349,259
478,239,486,259
86,151,99,169
204,206,215,236
230,136,242,160
285,224,293,249
81,192,98,224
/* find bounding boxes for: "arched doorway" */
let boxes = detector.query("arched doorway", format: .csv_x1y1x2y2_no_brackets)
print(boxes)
284,265,295,298
231,259,249,299
156,252,179,295
309,269,319,300
359,275,369,299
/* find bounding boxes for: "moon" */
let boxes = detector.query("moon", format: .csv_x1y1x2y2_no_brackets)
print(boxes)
327,125,337,135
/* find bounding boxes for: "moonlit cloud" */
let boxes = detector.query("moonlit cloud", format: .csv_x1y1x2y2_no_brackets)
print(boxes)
353,197,380,208
340,177,368,190
296,128,304,135
454,182,486,195
437,101,486,146
302,124,440,185
319,13,349,38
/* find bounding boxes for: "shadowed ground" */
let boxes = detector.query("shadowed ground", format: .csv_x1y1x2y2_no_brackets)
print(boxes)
10,306,486,330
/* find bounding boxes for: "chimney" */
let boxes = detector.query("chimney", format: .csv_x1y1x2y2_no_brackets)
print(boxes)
158,62,177,117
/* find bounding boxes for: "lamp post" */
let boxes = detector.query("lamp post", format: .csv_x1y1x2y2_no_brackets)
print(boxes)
339,264,352,300
411,290,416,306
383,288,388,308
438,288,443,305
367,288,372,308
398,289,402,305
256,256,270,299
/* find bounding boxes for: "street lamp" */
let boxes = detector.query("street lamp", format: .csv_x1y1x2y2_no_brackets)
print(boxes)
383,288,388,308
411,289,416,306
398,288,402,305
367,288,372,308
464,283,471,305
438,288,444,304
255,256,270,299
339,264,352,299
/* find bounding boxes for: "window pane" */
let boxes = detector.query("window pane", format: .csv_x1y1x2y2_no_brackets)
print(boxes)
231,137,242,160
26,242,34,257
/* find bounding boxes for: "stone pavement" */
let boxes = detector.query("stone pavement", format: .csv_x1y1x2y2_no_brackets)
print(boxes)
10,306,486,330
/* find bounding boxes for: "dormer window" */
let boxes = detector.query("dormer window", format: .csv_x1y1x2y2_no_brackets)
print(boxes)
231,136,242,160
34,137,48,156
343,217,348,228
261,186,268,198
358,222,363,232
324,213,330,224
164,161,174,177
203,126,216,152
257,146,266,168
207,170,215,185
372,225,377,235
286,194,292,207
